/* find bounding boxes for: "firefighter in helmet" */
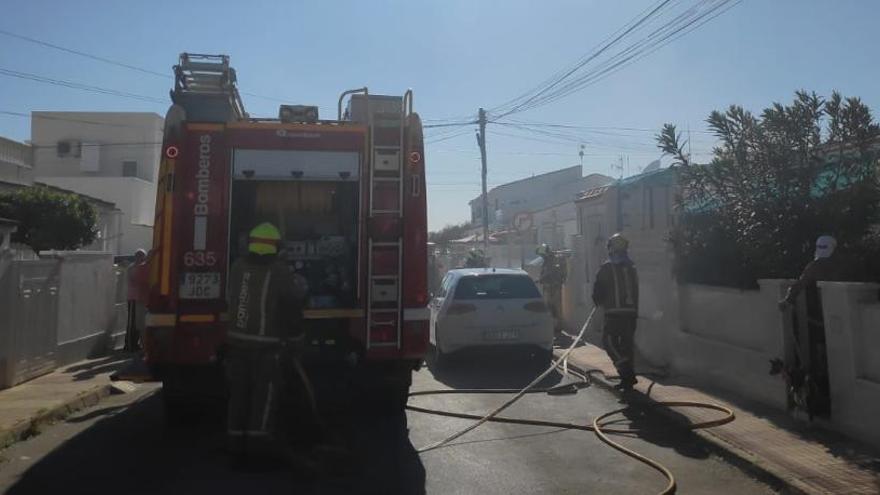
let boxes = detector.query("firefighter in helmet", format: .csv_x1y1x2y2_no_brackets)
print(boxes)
465,248,488,268
537,244,567,335
225,222,306,461
592,233,639,391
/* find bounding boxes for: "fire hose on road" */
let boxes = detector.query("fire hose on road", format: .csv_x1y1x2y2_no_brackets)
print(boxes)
407,307,736,495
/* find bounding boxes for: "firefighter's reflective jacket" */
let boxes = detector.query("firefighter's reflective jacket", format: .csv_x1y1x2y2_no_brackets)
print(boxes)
227,255,305,346
592,260,639,315
540,254,567,287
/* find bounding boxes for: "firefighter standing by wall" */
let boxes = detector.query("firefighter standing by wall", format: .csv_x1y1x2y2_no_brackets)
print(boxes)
537,244,567,335
124,249,149,352
776,235,859,418
592,233,639,391
225,222,306,461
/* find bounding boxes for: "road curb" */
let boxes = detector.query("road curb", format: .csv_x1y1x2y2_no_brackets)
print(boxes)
554,350,813,495
0,383,114,451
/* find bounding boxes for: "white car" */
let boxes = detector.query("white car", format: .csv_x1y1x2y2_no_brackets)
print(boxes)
429,268,554,363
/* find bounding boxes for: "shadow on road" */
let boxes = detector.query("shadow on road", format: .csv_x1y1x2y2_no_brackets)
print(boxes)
7,390,426,495
427,348,564,390
616,397,711,460
61,354,132,382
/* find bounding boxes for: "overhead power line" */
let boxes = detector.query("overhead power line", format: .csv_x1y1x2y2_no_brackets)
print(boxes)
498,119,716,135
0,28,292,104
491,0,676,119
487,0,739,119
504,0,740,114
28,141,162,150
425,129,473,144
485,0,673,117
0,110,157,129
0,67,166,104
0,29,168,78
423,121,477,129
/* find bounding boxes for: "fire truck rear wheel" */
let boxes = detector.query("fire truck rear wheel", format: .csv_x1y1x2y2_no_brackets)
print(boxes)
376,366,413,415
162,387,201,428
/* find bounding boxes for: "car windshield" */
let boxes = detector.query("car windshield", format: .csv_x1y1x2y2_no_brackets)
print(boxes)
454,274,541,300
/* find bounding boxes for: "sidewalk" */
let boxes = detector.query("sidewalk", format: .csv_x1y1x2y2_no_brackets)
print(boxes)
0,354,132,450
555,343,880,495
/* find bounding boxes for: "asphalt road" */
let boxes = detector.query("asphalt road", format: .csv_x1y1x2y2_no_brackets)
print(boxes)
0,353,777,495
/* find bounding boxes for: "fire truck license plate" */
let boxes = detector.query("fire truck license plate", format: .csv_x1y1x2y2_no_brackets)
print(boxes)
180,272,221,299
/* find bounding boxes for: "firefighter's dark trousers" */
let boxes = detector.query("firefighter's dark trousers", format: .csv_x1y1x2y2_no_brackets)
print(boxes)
543,285,563,332
226,345,281,457
602,314,637,385
124,300,141,352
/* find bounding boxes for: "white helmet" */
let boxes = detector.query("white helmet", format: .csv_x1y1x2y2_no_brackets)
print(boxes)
814,235,837,260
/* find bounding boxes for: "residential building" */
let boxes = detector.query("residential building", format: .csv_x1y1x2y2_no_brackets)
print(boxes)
574,184,615,281
533,200,590,250
0,136,34,193
31,112,163,254
0,135,122,254
576,167,678,283
468,165,613,234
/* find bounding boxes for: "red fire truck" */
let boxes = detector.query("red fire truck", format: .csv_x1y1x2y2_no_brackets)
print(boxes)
144,54,429,418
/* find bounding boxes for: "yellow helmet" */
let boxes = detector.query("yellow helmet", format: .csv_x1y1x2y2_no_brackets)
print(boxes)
248,222,281,255
607,233,629,253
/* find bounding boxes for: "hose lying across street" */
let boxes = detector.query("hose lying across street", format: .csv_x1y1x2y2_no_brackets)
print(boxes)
407,308,736,495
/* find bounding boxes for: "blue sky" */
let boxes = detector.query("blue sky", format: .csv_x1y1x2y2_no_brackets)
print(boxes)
2,0,878,230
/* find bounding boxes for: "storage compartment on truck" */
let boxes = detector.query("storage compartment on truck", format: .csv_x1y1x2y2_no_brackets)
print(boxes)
229,149,361,309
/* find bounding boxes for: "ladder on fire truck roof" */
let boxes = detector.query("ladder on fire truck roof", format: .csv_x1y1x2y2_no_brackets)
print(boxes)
171,53,247,122
362,90,413,349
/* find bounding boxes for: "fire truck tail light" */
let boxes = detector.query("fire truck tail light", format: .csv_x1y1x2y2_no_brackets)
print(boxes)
370,313,399,343
414,285,428,306
370,326,397,343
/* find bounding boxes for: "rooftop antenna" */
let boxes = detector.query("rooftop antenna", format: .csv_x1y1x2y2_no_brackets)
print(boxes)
611,155,624,179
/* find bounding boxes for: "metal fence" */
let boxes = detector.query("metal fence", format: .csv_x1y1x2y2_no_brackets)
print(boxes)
0,252,120,389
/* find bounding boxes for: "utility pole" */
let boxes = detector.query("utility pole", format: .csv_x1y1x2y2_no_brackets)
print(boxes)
477,107,490,253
